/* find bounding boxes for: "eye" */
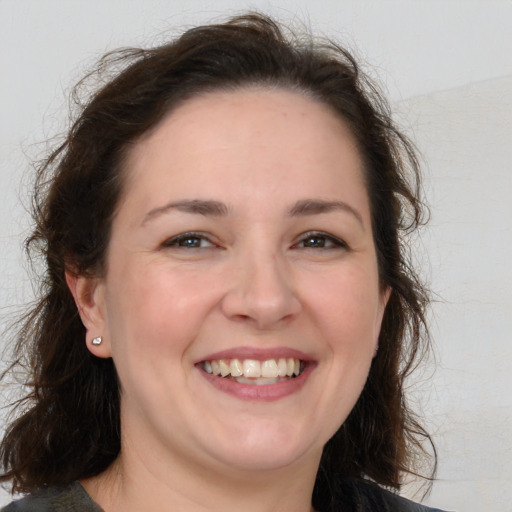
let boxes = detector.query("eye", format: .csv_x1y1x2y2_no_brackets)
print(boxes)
294,231,347,250
162,232,215,249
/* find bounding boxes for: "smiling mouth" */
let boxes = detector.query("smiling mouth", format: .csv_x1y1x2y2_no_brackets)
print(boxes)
200,357,305,385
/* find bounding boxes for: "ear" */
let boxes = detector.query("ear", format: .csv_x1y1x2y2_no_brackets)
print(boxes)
66,270,112,358
373,286,391,357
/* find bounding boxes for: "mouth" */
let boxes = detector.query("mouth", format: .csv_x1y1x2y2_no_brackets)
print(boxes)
200,357,306,385
196,348,315,400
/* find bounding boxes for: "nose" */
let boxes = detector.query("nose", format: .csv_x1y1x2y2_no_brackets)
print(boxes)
220,250,301,330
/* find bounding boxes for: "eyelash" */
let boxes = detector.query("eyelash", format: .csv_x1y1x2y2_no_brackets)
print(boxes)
161,231,347,251
161,232,215,249
293,231,348,250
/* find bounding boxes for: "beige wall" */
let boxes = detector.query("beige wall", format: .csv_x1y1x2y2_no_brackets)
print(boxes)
399,76,512,510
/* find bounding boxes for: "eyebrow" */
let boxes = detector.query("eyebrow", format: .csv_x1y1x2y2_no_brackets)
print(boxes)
141,198,364,228
142,199,229,225
288,199,364,228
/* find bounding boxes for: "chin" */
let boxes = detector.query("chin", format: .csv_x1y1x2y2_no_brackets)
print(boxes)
199,419,324,474
216,445,313,473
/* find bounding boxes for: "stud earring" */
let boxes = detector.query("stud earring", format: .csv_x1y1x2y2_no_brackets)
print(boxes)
91,336,103,346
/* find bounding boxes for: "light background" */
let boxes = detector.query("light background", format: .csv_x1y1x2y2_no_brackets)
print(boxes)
1,1,511,511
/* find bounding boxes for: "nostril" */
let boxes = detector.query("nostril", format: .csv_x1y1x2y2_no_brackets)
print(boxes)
221,288,300,327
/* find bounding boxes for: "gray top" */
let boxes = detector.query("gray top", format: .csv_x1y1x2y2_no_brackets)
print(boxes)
2,483,102,512
1,480,451,512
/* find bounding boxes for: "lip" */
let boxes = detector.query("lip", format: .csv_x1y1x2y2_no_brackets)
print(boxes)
198,364,314,401
196,346,314,363
195,346,316,402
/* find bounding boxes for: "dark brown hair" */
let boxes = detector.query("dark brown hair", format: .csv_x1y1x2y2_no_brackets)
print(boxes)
1,12,433,507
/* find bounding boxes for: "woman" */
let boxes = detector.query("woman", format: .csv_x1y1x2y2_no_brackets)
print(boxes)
0,13,447,512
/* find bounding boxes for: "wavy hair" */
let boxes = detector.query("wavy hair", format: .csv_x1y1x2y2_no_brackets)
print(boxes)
0,13,434,508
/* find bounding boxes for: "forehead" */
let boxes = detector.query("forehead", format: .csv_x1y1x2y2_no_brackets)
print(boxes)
120,87,368,217
129,86,361,160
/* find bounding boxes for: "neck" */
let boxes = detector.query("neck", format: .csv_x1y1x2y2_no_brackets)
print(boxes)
82,441,320,512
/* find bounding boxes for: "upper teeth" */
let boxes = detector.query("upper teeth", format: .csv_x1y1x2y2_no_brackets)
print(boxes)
203,358,302,379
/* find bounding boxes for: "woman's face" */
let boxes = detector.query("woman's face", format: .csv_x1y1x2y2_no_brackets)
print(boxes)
83,88,388,476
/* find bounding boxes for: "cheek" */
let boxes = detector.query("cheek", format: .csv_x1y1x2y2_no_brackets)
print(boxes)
305,267,382,343
300,272,381,437
102,267,202,403
104,262,221,358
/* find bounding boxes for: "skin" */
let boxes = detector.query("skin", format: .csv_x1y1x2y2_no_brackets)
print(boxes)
68,88,389,512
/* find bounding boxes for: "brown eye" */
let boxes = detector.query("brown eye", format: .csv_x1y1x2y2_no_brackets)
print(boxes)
163,233,215,249
296,232,347,250
177,237,204,248
302,236,328,248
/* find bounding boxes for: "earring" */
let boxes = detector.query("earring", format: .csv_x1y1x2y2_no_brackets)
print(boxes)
91,336,103,346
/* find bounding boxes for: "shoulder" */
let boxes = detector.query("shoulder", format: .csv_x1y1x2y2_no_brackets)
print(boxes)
348,478,452,512
1,482,103,512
